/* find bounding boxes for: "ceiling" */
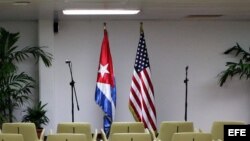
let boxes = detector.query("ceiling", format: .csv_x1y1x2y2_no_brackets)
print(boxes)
1,0,250,21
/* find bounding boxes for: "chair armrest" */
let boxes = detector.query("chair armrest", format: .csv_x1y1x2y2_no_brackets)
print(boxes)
100,128,108,141
154,139,161,141
194,128,203,133
212,140,222,141
92,129,98,141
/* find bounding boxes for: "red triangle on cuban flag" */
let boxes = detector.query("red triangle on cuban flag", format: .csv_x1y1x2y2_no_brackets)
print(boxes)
96,29,115,87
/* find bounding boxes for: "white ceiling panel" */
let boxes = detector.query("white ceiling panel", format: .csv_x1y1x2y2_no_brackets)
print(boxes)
0,0,250,21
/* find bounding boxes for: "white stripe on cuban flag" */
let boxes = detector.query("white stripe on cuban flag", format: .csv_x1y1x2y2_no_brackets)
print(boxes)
97,82,116,120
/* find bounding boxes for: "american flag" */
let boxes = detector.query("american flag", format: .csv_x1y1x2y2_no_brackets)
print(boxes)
129,26,157,131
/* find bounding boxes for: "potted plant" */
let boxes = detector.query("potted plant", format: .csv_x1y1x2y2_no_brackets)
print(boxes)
218,43,250,86
22,101,49,137
0,27,52,124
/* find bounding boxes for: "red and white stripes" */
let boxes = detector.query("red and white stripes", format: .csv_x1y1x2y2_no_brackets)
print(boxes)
129,67,156,131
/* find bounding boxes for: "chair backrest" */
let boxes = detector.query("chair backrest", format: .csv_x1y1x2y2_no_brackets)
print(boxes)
47,133,87,141
211,121,245,141
57,122,92,141
109,133,151,141
2,123,39,141
110,122,145,135
0,133,24,141
158,121,194,141
172,133,212,141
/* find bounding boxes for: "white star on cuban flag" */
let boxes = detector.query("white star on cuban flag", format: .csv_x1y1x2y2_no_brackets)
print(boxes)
99,64,109,77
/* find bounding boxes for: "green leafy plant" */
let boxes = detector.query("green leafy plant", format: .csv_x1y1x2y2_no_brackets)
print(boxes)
0,27,52,125
219,43,250,86
22,101,49,129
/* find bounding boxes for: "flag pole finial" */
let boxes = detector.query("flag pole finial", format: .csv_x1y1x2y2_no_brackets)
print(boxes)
140,22,143,33
104,22,107,30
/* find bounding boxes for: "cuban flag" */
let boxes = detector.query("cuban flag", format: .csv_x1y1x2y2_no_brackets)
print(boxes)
95,27,116,136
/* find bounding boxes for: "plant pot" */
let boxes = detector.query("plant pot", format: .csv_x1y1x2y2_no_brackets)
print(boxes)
36,128,43,138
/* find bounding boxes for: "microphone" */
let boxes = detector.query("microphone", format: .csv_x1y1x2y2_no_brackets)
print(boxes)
65,59,71,64
186,66,189,71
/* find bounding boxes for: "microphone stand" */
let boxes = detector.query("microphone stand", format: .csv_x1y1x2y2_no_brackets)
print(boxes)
184,66,189,121
67,61,80,122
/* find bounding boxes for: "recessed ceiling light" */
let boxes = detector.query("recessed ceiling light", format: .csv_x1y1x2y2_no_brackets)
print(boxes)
63,9,140,15
186,15,223,18
13,1,31,6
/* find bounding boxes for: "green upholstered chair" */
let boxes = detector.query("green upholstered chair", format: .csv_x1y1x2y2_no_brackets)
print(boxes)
47,133,87,141
211,121,245,141
157,121,194,141
2,122,44,141
110,122,145,134
0,133,24,141
101,122,145,141
57,122,97,141
171,133,212,141
109,133,151,141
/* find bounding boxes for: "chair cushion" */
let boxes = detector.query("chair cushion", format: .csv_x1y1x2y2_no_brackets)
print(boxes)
47,133,86,141
110,133,151,141
158,121,194,141
172,133,212,141
211,121,245,140
110,122,145,134
57,122,92,141
0,133,24,141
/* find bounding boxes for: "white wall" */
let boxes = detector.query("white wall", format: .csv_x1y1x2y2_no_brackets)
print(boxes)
0,21,38,121
1,20,250,133
53,21,250,132
38,20,56,134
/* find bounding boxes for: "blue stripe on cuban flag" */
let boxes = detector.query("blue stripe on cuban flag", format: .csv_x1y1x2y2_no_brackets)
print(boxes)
95,82,116,135
95,82,116,120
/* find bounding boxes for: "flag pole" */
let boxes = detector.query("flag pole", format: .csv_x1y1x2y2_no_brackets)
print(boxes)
140,22,143,32
184,66,189,121
104,22,106,30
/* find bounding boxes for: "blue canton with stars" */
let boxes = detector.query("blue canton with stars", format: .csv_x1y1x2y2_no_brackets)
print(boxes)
134,31,150,73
